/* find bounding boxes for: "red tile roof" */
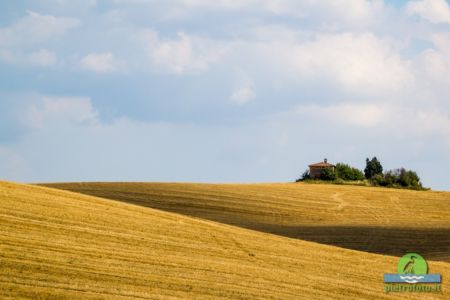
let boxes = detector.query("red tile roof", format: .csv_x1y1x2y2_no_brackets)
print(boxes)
308,161,335,167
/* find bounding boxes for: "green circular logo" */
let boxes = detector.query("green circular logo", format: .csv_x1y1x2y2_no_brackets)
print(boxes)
397,253,427,275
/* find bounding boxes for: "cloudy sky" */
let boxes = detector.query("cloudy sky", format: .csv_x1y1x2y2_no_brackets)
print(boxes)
1,0,450,190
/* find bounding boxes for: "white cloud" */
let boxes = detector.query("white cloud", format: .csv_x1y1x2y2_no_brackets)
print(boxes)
140,30,228,74
237,31,413,96
138,27,411,94
56,0,97,6
80,52,123,73
294,102,450,141
25,97,98,129
122,0,385,27
0,11,80,47
421,48,448,80
296,103,387,127
419,34,450,85
264,0,386,26
179,0,252,9
406,0,450,23
292,33,412,93
0,11,78,66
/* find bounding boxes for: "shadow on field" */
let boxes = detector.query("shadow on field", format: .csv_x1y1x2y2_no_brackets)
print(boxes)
254,224,450,262
162,212,450,262
165,209,450,262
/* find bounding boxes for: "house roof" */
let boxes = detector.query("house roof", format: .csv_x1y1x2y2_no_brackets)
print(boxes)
308,161,335,167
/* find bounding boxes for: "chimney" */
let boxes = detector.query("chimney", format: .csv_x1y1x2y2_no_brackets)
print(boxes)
324,158,328,163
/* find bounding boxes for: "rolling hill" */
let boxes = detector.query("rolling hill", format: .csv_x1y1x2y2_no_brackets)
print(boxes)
44,182,450,262
1,181,449,299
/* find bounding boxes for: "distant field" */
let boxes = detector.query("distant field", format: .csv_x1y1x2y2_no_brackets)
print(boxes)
1,181,449,299
44,182,450,261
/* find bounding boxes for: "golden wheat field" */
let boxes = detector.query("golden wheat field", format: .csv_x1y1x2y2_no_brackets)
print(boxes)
1,181,449,299
45,182,450,261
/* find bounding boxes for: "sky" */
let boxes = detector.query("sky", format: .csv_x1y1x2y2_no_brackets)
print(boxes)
1,0,450,190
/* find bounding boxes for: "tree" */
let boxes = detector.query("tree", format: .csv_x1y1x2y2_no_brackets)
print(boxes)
296,169,310,182
364,157,383,179
320,167,337,181
335,163,364,181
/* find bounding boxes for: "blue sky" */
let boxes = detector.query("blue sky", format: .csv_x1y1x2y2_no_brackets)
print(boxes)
1,0,450,190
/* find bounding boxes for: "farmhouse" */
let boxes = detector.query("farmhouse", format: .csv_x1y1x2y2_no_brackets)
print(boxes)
309,159,335,179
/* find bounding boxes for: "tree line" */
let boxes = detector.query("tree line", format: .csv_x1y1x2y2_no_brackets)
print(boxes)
297,157,425,190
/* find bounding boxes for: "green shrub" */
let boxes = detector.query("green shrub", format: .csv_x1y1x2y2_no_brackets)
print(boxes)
370,174,386,186
383,170,397,187
370,168,424,190
296,169,310,182
333,178,345,184
398,168,422,189
335,163,364,181
320,167,337,181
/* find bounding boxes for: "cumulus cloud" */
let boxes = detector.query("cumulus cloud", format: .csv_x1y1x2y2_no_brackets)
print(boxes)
263,0,386,27
0,11,78,66
25,97,98,129
56,0,97,7
280,32,412,94
139,28,412,94
293,102,450,141
223,30,413,97
139,29,228,74
419,34,450,85
0,11,79,47
80,52,124,73
118,0,385,28
296,103,387,127
406,0,450,23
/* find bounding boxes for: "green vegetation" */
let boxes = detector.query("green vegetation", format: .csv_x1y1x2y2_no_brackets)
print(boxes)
296,169,311,181
335,163,365,181
296,168,338,182
298,157,426,190
364,157,383,179
371,168,424,190
297,163,363,183
319,167,337,180
364,158,425,190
